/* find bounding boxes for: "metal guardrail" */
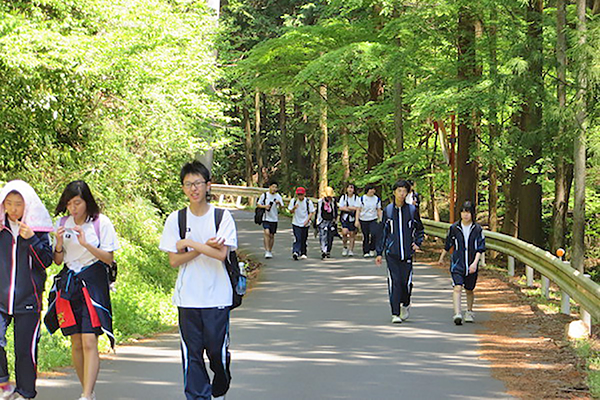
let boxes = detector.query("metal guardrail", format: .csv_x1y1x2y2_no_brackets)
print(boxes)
426,219,600,322
212,185,600,323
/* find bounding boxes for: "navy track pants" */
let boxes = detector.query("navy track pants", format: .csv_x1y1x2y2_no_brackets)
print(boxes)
178,307,231,400
386,257,414,316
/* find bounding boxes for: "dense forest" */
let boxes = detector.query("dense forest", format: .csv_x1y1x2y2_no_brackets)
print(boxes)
214,0,600,278
0,0,598,317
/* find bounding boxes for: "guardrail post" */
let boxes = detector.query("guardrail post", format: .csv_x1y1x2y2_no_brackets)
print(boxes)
541,276,550,299
526,266,534,287
581,274,592,335
218,194,225,204
481,252,486,266
507,256,515,277
561,291,571,315
236,196,242,207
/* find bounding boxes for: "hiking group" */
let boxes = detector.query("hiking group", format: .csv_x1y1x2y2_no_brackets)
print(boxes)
255,179,485,326
0,161,485,400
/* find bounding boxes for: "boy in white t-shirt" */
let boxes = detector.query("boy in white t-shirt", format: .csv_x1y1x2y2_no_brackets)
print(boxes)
159,161,237,400
256,181,284,259
288,187,315,260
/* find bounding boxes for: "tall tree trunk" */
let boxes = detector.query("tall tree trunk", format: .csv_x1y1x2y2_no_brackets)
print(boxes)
552,0,574,252
318,85,328,197
393,80,404,152
456,5,479,215
367,79,385,170
501,162,523,237
517,0,544,248
242,107,254,186
341,125,350,183
279,95,288,190
254,90,264,186
572,0,588,272
488,6,499,233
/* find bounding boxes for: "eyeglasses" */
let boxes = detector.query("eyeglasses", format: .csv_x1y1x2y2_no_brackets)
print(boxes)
183,180,207,189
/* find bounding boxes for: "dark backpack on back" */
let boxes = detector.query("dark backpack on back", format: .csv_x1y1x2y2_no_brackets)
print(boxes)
177,207,243,310
254,193,266,225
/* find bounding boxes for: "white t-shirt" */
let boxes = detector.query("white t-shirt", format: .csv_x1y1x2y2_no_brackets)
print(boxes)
9,219,19,238
259,192,284,222
338,194,361,222
288,198,315,227
57,214,120,273
159,205,237,308
359,195,381,221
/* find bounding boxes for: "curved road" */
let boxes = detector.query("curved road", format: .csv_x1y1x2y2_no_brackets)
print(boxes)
38,210,511,399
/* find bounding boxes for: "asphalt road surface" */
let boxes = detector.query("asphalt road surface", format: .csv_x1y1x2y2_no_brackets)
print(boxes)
37,209,511,400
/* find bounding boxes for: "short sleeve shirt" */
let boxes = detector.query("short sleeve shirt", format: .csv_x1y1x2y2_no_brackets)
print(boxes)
159,205,237,308
259,192,284,222
57,214,120,273
338,195,361,222
288,198,315,227
359,195,381,221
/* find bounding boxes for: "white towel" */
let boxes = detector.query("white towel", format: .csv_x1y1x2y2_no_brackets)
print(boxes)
0,180,54,232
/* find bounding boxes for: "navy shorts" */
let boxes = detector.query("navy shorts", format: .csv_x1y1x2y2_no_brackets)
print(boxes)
63,289,103,336
341,220,357,232
262,221,278,234
452,272,478,291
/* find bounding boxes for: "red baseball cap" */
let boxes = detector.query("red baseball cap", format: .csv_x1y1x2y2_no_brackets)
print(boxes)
296,187,306,195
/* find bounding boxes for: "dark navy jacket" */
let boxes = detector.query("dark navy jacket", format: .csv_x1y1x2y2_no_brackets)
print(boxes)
444,222,486,276
377,203,424,261
0,222,52,315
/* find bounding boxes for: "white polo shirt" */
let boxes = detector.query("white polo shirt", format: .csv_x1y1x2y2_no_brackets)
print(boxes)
159,205,237,308
358,195,381,222
288,198,315,227
56,214,120,273
259,192,284,222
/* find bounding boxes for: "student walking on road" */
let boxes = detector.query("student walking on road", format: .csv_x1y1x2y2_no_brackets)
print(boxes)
438,201,485,325
355,184,382,258
316,187,338,260
256,182,284,259
376,180,424,324
45,181,120,400
159,161,237,400
338,184,360,257
0,181,53,400
288,187,315,261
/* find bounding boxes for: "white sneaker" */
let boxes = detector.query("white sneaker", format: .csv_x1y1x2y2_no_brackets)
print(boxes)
347,250,354,257
453,313,463,325
213,395,226,399
77,392,95,400
342,248,349,257
400,305,410,321
300,254,307,260
0,384,15,399
363,253,370,258
265,251,273,259
464,311,474,323
369,250,376,257
391,315,402,324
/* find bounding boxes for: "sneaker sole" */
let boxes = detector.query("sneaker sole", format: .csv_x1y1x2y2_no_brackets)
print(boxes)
454,317,463,325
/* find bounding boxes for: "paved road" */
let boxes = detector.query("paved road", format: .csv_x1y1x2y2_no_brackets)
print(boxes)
38,210,511,399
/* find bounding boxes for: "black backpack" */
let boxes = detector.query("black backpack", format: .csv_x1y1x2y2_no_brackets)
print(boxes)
254,193,266,225
177,207,243,310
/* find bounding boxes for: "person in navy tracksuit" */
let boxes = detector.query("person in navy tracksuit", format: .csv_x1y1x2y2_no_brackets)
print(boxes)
376,180,424,324
0,181,53,400
438,201,486,325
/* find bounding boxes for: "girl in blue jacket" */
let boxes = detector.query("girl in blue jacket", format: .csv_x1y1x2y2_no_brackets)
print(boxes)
0,181,54,399
438,201,485,325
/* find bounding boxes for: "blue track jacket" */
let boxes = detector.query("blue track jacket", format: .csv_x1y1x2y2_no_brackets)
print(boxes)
377,203,424,260
444,222,486,276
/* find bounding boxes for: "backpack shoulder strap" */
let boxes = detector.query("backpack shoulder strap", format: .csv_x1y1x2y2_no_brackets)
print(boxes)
177,208,187,240
385,203,394,220
214,207,224,232
93,216,101,247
